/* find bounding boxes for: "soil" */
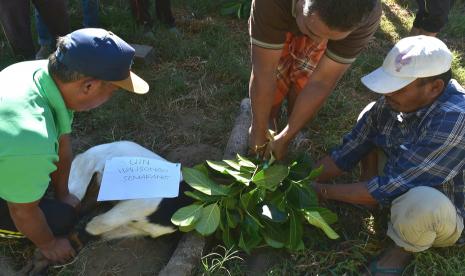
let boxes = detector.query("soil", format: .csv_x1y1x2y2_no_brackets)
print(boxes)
165,143,223,167
63,234,181,276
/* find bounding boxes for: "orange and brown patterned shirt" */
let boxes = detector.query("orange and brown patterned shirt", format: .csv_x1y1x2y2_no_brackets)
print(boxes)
249,0,382,64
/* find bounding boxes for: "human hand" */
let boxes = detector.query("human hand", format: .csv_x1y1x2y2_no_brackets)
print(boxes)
267,132,291,161
58,193,81,211
39,237,76,264
248,125,269,158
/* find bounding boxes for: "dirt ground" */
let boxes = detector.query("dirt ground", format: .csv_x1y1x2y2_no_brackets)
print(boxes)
62,234,180,276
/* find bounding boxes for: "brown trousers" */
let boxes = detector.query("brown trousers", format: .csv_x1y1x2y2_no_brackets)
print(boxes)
0,0,70,59
130,0,175,28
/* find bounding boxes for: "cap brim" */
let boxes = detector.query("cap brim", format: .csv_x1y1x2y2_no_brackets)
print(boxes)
361,67,416,94
110,71,149,94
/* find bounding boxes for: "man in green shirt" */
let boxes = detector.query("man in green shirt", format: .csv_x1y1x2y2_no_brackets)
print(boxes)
0,28,149,264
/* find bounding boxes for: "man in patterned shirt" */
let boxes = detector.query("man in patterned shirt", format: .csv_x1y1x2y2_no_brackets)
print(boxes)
313,36,465,273
248,0,381,160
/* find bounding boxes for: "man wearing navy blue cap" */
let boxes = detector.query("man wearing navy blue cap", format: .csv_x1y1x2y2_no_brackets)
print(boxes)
0,28,149,264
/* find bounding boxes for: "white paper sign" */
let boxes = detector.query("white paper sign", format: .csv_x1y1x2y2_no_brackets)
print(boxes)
97,157,181,201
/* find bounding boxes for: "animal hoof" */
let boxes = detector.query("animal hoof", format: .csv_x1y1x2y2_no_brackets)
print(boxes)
85,216,113,235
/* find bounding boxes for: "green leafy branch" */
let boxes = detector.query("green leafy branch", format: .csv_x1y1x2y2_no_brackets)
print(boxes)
171,153,339,254
220,0,251,19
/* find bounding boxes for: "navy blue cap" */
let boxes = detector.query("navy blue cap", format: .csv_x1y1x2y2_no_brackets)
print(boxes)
55,28,149,94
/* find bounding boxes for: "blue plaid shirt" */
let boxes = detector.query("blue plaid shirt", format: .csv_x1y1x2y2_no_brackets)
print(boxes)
331,80,465,216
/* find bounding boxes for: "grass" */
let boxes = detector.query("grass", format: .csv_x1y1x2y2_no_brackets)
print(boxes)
1,0,465,275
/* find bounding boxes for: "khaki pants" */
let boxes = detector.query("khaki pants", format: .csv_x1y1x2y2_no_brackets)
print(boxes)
387,186,463,252
358,102,464,252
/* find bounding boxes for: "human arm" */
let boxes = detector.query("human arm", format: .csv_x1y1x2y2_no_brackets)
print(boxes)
310,104,381,205
270,56,350,160
7,201,75,263
314,155,345,182
249,44,283,153
311,154,377,205
313,181,377,205
50,134,80,209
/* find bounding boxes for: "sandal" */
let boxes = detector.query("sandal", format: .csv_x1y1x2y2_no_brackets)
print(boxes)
369,258,405,275
367,246,412,275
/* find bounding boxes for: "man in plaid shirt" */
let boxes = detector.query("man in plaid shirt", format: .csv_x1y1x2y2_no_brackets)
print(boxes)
313,36,465,274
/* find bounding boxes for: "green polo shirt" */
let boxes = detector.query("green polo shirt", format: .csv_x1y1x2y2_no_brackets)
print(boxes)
0,60,74,203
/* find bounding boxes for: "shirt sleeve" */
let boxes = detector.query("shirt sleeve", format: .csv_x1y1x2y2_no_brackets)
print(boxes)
367,112,465,205
326,0,382,64
249,0,293,49
0,155,56,203
331,102,379,172
57,110,74,136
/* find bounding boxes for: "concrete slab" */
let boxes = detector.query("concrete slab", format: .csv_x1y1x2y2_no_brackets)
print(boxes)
130,43,155,65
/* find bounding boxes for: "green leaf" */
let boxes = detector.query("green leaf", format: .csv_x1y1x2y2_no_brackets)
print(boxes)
226,169,251,185
298,165,324,185
226,210,239,228
224,160,241,171
183,153,335,252
193,163,209,176
261,220,288,248
239,1,251,19
218,208,226,232
220,2,242,16
289,152,314,180
195,203,221,235
287,210,304,250
303,210,339,239
171,204,203,227
240,189,256,210
182,167,230,195
252,164,289,191
237,3,243,18
267,191,287,212
222,222,234,248
306,165,324,181
238,233,251,254
263,235,285,249
184,191,222,203
206,160,231,174
244,212,261,231
286,183,318,209
240,190,265,228
238,216,263,253
223,197,238,210
306,207,338,225
260,204,287,223
179,224,196,232
237,154,256,168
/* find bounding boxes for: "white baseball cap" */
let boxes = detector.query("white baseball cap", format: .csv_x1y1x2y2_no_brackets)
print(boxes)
361,35,452,94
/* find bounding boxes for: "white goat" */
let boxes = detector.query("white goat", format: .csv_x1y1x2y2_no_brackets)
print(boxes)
69,141,190,240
